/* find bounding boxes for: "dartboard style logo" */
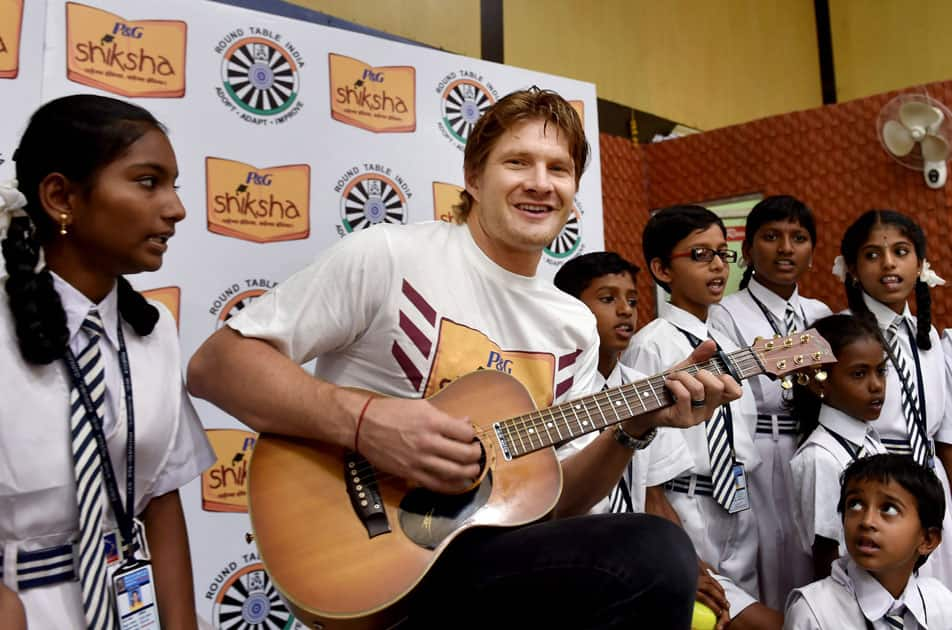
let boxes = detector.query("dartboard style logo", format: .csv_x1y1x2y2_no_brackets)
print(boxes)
340,174,408,233
212,564,294,629
222,37,298,116
545,209,582,259
441,79,494,145
216,289,267,329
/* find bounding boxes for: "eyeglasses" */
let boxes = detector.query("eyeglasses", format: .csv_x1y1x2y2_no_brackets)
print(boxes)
670,247,737,263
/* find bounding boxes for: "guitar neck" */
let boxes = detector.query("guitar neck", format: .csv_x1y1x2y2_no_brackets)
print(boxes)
496,346,766,458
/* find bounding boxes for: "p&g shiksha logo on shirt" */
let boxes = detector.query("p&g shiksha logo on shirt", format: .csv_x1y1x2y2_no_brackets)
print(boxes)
335,164,412,237
65,3,187,98
205,157,310,243
436,71,499,151
0,0,24,79
329,53,416,133
214,27,305,125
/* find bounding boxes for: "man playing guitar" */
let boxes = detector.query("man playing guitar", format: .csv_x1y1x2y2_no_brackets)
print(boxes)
188,87,741,629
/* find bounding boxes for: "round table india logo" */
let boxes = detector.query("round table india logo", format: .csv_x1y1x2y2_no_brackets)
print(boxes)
545,208,583,259
221,37,299,116
211,563,295,629
340,173,408,233
440,79,495,145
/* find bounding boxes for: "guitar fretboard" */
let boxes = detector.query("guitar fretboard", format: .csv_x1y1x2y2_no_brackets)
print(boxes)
495,347,765,458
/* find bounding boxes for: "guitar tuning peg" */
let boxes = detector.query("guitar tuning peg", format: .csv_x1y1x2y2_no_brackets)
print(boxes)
781,376,794,390
797,373,810,386
814,369,828,382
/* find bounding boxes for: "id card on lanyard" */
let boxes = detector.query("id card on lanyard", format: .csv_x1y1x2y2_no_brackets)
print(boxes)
64,321,161,628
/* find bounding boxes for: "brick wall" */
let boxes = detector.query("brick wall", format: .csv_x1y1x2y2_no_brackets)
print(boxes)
601,80,952,328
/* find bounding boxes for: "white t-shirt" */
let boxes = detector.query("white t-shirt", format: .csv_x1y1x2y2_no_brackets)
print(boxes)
789,404,887,554
785,556,952,629
709,277,832,418
564,362,694,515
0,275,215,628
621,302,760,477
228,220,601,443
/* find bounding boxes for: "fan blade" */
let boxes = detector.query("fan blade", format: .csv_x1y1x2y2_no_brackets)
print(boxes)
922,134,950,162
900,101,942,130
883,120,916,156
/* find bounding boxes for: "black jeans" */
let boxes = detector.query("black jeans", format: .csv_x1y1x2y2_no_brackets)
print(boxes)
406,513,698,629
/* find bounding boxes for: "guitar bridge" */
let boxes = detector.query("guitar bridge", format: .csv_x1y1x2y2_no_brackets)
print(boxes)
344,451,390,538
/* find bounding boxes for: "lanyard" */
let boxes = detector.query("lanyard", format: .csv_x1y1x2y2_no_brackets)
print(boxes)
825,426,862,462
746,287,805,337
63,321,137,560
674,326,736,456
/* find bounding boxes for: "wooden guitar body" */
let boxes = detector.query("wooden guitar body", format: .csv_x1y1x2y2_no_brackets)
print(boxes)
247,370,563,629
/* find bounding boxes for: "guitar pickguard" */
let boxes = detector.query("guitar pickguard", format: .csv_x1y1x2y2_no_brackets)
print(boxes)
398,473,493,550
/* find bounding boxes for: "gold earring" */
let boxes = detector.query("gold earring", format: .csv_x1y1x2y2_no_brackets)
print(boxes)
59,213,68,236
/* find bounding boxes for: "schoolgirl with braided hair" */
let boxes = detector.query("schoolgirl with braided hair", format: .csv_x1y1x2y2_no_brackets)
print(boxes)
0,94,213,629
836,208,952,584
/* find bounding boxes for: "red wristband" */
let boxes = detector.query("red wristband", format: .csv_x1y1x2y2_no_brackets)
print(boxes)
354,396,374,453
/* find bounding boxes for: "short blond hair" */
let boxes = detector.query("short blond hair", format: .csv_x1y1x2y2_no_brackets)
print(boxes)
452,86,589,224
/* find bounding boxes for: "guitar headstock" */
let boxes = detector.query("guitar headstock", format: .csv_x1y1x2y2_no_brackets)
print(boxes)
751,328,837,386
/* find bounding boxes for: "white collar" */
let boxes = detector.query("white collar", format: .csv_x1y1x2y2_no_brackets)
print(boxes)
817,403,881,446
747,276,802,315
50,271,120,349
833,557,928,627
659,301,709,341
862,291,913,331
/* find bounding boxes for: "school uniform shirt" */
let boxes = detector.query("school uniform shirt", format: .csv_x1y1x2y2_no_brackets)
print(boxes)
0,273,215,629
560,362,694,515
785,556,952,629
622,302,761,617
850,293,952,582
709,277,831,608
789,404,887,555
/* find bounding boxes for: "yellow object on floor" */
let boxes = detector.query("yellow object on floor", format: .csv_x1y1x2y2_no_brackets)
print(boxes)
692,601,717,630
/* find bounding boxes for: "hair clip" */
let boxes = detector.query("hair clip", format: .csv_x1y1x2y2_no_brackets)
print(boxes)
920,259,946,288
0,179,28,241
831,255,847,282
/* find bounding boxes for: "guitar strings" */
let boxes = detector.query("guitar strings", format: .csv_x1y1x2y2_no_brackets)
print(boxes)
336,348,790,480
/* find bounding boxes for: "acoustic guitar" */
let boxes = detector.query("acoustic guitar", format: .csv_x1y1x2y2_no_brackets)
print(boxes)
248,331,834,629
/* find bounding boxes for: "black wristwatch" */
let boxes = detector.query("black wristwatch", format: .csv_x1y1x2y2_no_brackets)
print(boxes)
613,425,657,450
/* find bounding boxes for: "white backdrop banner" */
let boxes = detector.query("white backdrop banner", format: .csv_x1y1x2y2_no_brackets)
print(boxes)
1,0,603,627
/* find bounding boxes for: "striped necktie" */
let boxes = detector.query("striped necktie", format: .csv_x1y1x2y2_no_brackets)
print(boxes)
603,384,635,512
784,303,798,335
707,405,737,511
70,310,118,629
884,608,905,628
886,317,928,466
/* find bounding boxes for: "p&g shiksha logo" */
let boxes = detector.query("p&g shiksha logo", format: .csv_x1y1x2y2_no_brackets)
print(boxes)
215,27,305,125
0,0,24,80
436,71,499,151
65,2,187,98
335,164,412,237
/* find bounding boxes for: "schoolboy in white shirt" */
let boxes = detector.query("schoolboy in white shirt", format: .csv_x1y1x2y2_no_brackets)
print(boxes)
623,205,781,629
785,454,952,629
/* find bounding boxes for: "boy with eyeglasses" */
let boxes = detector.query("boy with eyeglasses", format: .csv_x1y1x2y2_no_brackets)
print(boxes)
624,205,782,629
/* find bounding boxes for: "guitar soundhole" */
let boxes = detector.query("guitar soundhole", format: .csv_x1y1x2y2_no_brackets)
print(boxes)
398,473,493,550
